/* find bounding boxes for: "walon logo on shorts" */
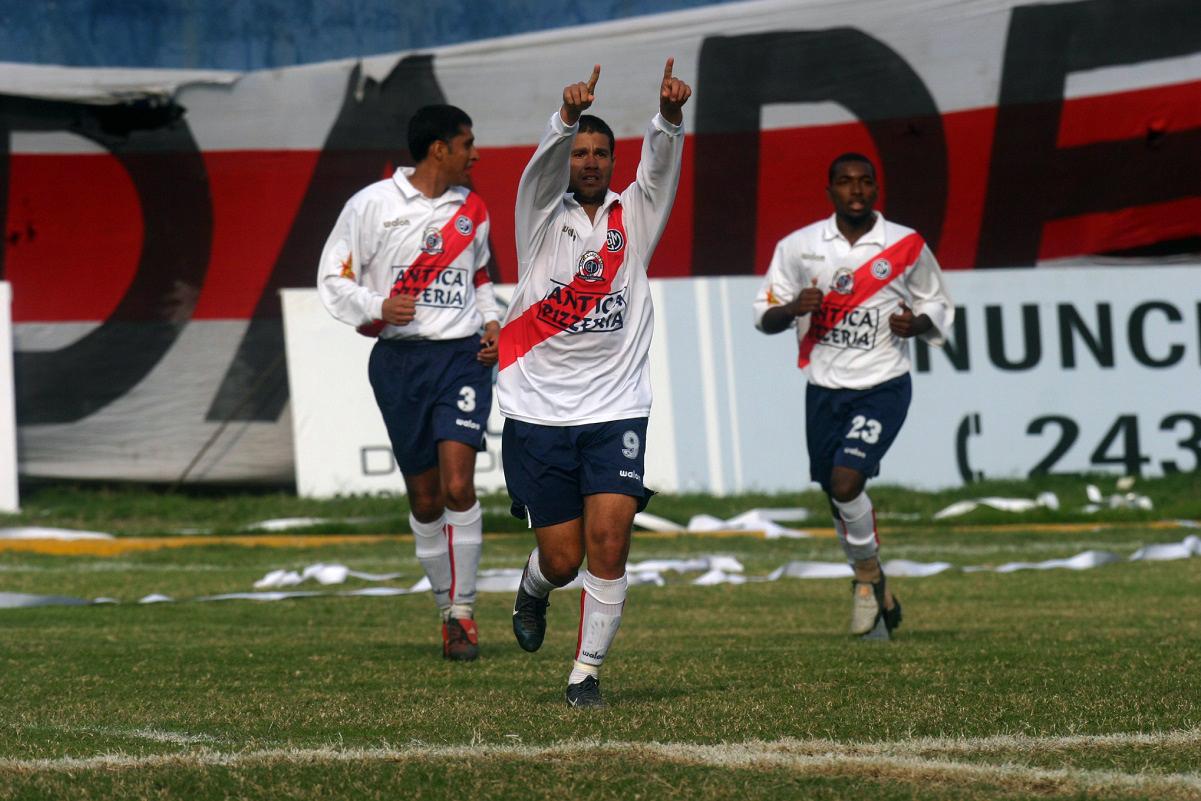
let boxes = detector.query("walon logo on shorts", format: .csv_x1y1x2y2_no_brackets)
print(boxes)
535,281,627,334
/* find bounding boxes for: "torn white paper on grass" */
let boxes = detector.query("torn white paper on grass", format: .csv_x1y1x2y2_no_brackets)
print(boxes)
7,537,1200,610
253,563,404,589
0,527,115,540
983,550,1121,573
933,492,1059,520
686,509,811,539
633,512,686,532
1129,535,1201,561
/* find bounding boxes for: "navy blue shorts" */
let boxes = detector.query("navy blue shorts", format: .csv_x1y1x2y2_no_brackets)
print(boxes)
367,336,492,476
805,373,911,493
502,417,652,528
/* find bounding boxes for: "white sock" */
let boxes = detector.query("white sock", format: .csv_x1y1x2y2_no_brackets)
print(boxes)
832,492,879,561
831,514,854,563
410,512,451,612
568,571,626,686
521,548,557,597
445,502,483,610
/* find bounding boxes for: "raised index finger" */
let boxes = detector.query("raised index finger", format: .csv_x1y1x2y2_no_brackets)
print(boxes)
662,57,675,84
585,64,601,94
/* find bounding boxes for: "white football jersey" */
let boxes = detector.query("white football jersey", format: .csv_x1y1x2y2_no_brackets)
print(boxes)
753,213,955,390
318,167,499,340
497,112,684,425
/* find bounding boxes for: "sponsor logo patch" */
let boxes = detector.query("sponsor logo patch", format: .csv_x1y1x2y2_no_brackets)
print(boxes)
392,265,469,309
618,469,642,482
383,217,409,228
843,446,867,458
605,229,625,252
455,418,481,430
833,268,855,294
535,281,627,334
811,303,880,352
421,227,444,254
577,250,604,282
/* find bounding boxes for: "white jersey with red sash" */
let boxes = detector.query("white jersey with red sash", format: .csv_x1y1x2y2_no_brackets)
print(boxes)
317,167,498,341
753,213,955,390
498,111,684,426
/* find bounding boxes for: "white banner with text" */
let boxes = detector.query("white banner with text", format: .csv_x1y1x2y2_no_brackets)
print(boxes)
283,265,1201,497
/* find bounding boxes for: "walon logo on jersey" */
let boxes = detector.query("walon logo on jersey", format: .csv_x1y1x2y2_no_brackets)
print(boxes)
421,227,444,254
576,250,605,282
605,229,625,252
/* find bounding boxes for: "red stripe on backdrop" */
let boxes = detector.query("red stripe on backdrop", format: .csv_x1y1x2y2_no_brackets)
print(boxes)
3,153,142,322
194,150,320,319
1040,196,1201,262
1057,80,1201,149
5,83,1200,324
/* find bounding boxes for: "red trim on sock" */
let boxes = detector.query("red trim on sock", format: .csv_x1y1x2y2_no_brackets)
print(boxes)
446,523,456,606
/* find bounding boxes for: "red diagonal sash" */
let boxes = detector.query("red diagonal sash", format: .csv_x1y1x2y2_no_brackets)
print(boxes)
357,191,488,336
797,233,923,368
498,204,627,370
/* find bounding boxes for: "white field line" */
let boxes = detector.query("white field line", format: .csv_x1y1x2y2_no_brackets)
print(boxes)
4,731,1201,796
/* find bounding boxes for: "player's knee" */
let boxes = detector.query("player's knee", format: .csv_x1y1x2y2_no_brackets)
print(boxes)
441,477,476,511
408,494,443,523
540,553,580,587
829,472,865,503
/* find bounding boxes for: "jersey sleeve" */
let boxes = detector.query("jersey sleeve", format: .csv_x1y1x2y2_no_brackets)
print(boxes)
906,243,955,347
470,212,500,324
514,112,576,272
316,200,386,327
620,113,685,267
752,236,806,331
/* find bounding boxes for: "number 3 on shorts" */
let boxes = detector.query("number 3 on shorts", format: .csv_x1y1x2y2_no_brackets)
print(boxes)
457,386,476,413
847,414,882,444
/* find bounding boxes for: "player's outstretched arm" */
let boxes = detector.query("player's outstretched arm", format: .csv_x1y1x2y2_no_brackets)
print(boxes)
516,65,602,267
659,57,691,125
561,64,600,126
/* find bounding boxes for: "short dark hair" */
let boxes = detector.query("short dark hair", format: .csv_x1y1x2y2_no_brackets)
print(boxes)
408,105,473,162
578,114,615,153
827,152,876,183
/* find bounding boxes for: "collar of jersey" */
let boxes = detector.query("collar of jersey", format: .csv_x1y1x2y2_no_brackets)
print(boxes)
392,167,467,207
821,211,886,247
562,188,621,220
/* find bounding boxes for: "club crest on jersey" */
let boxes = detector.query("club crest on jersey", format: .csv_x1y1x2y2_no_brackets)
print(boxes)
833,268,855,294
577,250,605,282
454,214,473,236
605,229,625,253
421,227,444,254
871,258,892,279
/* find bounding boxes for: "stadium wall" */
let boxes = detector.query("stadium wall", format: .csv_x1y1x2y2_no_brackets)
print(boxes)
284,266,1201,496
1,0,1199,484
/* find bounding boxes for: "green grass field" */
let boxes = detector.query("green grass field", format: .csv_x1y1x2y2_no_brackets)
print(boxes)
1,478,1200,799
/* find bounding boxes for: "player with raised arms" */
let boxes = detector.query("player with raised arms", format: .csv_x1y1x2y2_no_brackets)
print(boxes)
499,60,690,707
753,153,954,638
317,104,499,662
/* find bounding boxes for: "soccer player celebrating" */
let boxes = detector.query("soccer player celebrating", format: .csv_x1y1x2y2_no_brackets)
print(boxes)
753,153,954,638
318,105,499,661
498,60,690,707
